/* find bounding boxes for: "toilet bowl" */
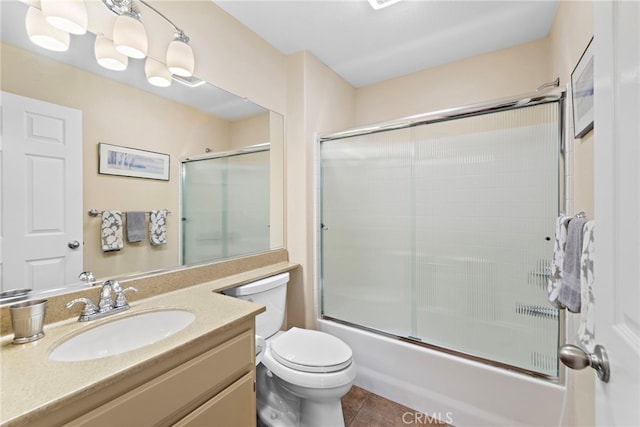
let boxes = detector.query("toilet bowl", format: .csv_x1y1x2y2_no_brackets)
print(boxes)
224,273,356,427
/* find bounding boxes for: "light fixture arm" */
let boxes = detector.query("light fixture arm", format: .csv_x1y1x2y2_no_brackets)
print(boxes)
138,0,189,43
101,0,189,43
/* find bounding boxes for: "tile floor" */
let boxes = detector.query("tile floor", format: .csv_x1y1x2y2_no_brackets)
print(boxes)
341,386,448,427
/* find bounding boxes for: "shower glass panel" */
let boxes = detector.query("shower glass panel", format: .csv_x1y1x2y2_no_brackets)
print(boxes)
182,150,270,265
321,101,561,377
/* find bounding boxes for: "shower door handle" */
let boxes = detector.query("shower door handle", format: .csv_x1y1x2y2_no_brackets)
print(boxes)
559,344,610,382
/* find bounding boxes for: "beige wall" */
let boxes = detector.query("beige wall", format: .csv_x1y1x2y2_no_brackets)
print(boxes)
548,1,595,426
285,51,357,329
229,112,270,150
156,1,287,115
355,38,550,125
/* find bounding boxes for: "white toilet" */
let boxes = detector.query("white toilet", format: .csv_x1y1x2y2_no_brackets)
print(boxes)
224,272,356,427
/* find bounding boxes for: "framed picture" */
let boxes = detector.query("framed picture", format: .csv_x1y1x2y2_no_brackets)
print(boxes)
98,143,170,181
571,37,594,138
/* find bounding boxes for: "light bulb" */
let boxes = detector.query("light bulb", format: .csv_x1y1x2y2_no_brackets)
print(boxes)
25,6,70,52
113,14,147,59
41,0,88,35
94,35,128,71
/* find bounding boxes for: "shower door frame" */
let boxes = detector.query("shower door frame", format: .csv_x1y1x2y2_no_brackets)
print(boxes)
179,144,270,266
318,87,567,381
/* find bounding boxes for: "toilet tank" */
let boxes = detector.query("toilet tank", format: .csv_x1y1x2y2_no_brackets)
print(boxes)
223,272,289,339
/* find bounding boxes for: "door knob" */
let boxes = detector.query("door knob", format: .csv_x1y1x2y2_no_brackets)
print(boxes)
68,240,81,249
559,344,610,383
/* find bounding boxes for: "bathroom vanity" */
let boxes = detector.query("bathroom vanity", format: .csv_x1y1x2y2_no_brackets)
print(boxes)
0,264,304,427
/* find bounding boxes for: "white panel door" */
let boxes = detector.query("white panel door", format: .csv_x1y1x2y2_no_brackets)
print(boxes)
593,1,640,425
0,92,83,294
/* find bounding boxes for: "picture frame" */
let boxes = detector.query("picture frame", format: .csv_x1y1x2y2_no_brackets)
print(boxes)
98,143,170,181
571,37,594,138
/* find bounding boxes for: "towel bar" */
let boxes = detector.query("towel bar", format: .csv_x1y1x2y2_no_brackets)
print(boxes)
88,209,171,217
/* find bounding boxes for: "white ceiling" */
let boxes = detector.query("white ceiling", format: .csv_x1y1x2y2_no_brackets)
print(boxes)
214,0,559,88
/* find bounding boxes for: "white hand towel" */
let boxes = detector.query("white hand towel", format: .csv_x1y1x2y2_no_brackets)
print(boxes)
578,221,595,352
547,215,572,308
558,216,587,312
149,209,168,246
101,210,123,252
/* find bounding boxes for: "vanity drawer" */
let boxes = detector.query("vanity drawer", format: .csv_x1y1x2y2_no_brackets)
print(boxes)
65,330,253,427
174,371,255,427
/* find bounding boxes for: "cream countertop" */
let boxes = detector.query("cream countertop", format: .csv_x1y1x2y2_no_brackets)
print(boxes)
0,276,267,426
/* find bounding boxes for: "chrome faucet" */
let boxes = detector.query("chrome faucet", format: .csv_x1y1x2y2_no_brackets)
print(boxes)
66,280,138,322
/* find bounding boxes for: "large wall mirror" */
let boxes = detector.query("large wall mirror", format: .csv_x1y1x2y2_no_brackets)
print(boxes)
0,0,284,301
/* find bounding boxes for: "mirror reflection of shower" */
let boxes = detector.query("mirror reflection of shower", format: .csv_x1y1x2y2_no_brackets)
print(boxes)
181,144,270,265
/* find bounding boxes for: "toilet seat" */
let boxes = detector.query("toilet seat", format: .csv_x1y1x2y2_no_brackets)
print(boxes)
269,327,353,373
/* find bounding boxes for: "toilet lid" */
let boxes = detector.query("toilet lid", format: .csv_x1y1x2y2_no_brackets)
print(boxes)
269,327,352,373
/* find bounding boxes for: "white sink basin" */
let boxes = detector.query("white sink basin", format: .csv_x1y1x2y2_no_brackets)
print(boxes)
49,309,196,362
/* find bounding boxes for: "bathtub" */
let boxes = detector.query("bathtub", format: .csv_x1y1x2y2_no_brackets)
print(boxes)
318,319,566,426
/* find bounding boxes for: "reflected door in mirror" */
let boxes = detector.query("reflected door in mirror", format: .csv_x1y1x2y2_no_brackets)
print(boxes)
1,92,83,293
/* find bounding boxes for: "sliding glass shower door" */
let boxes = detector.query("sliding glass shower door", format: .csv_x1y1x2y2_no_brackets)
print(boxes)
321,101,561,377
182,149,270,265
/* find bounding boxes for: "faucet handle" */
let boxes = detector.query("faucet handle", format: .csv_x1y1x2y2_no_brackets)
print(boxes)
114,286,138,308
78,271,96,286
66,298,98,322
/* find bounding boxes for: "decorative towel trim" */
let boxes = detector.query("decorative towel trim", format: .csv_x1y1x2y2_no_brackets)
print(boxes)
149,209,168,246
101,210,123,252
578,221,595,352
548,215,571,308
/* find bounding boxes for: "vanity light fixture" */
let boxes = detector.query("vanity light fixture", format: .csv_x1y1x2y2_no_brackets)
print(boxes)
94,35,128,71
367,0,403,10
24,0,196,88
40,0,88,35
25,6,70,52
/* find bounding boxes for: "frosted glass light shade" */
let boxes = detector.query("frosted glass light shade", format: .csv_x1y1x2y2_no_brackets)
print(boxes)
145,57,172,87
25,6,70,52
166,40,194,77
41,0,88,35
94,35,128,71
113,14,147,59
